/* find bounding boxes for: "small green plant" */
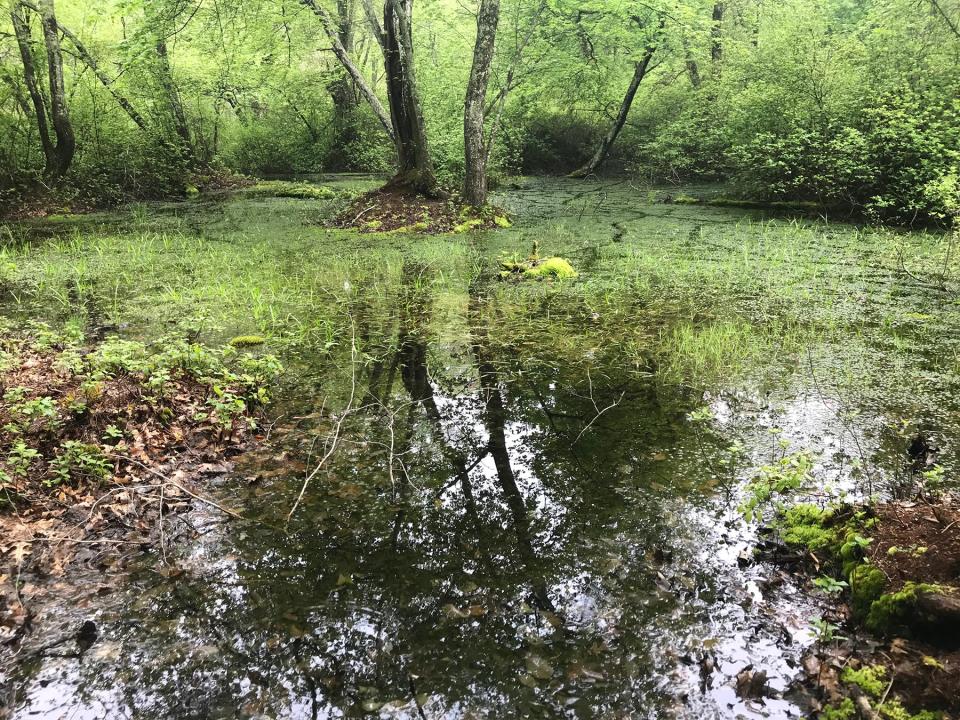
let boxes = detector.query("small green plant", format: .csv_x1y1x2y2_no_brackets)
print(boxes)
49,441,110,486
688,406,714,422
814,575,849,595
920,464,945,494
207,387,248,432
102,424,124,443
3,386,28,404
16,396,59,425
810,616,845,643
7,441,40,477
740,451,814,522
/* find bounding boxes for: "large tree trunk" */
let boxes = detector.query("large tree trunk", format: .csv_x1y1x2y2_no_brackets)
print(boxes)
18,0,161,159
328,0,360,167
9,0,56,174
463,0,500,207
329,0,358,117
383,0,435,193
38,0,74,176
569,40,656,179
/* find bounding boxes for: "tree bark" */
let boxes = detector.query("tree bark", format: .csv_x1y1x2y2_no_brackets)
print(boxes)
383,0,435,193
569,39,656,179
154,36,192,158
329,0,358,117
463,0,500,206
711,2,724,63
18,0,153,137
299,0,395,141
9,0,56,174
37,0,74,176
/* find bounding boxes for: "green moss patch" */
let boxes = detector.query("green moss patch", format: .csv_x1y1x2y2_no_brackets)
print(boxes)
780,503,836,550
229,335,267,348
850,564,888,619
865,582,942,634
523,257,578,279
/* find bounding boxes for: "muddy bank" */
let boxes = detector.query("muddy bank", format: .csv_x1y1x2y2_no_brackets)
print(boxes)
760,498,960,719
0,328,280,655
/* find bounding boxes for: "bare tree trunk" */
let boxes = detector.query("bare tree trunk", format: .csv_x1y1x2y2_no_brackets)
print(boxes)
329,0,358,116
463,0,500,206
37,0,74,176
299,0,394,141
18,0,153,137
569,41,656,179
711,2,724,63
9,0,56,174
383,0,435,193
155,37,192,159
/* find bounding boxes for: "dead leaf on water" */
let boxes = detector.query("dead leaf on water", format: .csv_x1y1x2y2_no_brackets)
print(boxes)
525,653,554,681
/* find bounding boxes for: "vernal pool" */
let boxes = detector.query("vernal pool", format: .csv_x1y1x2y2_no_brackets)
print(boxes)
1,177,958,718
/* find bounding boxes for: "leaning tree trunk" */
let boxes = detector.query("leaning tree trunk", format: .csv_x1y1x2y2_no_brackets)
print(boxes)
383,0,436,194
568,41,656,179
38,0,74,176
9,0,56,174
463,0,500,206
299,0,394,140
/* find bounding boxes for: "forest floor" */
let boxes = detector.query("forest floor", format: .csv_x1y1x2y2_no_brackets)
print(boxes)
0,328,280,651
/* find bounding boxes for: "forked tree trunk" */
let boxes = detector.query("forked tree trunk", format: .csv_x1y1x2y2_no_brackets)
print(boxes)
330,0,358,118
463,0,500,206
9,0,56,174
38,0,74,176
383,0,436,193
568,41,656,179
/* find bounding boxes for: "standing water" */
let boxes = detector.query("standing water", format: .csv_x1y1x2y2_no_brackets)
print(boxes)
2,177,958,718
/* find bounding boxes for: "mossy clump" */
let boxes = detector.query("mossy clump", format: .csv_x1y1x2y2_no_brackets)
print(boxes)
523,257,577,280
875,700,941,720
841,664,887,697
864,582,937,634
838,665,943,719
229,335,267,348
850,564,888,618
273,183,334,200
673,193,701,205
453,218,485,233
780,503,836,550
820,698,856,720
247,181,335,200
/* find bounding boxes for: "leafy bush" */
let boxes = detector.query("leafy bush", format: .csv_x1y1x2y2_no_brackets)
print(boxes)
729,92,960,224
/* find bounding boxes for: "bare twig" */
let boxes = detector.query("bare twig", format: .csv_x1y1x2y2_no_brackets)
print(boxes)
573,367,625,444
287,320,358,522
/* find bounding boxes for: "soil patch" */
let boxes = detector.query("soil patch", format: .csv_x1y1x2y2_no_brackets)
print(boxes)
334,186,511,234
867,502,960,591
771,498,960,718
